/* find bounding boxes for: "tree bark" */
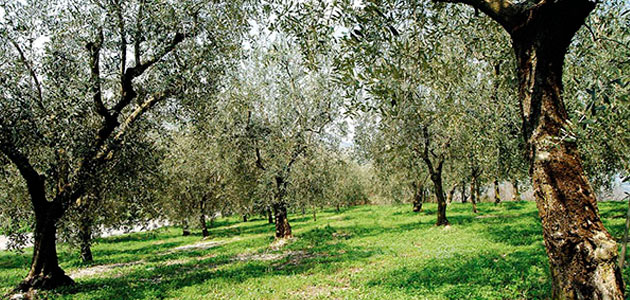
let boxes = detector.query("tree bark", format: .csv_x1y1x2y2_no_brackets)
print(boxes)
199,196,209,238
511,178,520,201
447,186,456,204
78,211,93,263
242,214,248,222
460,181,467,203
430,172,449,226
312,205,317,222
494,179,501,205
200,213,209,238
182,220,190,236
509,4,624,297
272,202,292,239
412,182,423,212
19,209,74,291
470,176,479,214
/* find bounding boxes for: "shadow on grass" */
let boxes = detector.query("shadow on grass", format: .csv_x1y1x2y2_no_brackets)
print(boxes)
369,249,550,299
56,226,381,300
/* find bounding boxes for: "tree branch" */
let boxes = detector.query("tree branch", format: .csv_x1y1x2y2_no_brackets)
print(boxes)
86,27,110,119
96,90,171,162
433,0,520,31
113,31,185,116
0,139,47,208
9,39,46,113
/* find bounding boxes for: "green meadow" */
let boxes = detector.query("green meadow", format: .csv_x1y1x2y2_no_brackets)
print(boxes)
2,201,629,300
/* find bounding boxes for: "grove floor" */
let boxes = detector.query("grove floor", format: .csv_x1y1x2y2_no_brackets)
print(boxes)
1,201,629,299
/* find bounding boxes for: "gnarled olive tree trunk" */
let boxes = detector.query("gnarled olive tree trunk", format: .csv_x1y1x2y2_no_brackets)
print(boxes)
435,0,625,297
19,201,73,291
513,17,624,298
272,202,292,239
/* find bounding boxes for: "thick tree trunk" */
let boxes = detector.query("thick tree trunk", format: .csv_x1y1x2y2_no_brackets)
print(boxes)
460,181,467,203
494,179,501,205
511,179,520,201
510,5,624,297
19,212,74,291
242,214,248,222
430,172,449,226
272,202,292,239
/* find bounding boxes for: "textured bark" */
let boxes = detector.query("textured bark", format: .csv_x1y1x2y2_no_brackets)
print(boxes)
18,211,74,291
494,179,501,205
460,181,467,203
272,202,292,239
509,3,623,297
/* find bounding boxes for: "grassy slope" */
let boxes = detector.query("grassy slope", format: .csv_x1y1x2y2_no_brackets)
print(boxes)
1,201,629,300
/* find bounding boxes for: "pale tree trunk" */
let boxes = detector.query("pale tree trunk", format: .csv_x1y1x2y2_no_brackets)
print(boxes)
511,179,520,201
494,179,501,205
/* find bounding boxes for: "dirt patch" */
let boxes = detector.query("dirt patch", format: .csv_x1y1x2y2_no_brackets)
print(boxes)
171,240,223,252
270,237,294,250
69,260,144,279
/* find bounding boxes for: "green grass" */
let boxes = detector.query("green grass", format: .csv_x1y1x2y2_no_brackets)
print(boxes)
1,201,630,299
